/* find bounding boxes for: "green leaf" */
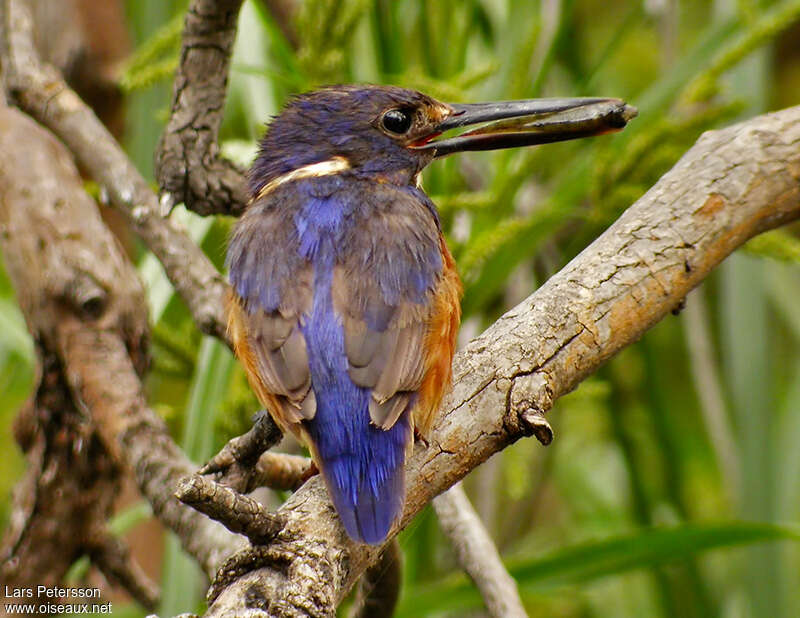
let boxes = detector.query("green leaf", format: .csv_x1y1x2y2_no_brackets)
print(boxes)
396,522,800,616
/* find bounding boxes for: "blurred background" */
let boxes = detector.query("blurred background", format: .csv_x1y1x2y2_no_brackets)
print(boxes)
2,0,800,616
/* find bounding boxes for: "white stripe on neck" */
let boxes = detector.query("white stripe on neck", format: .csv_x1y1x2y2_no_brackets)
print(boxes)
255,156,351,201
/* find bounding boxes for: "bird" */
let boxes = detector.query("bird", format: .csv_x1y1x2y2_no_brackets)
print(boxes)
226,85,635,544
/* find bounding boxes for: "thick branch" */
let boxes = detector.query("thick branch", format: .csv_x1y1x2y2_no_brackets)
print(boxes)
155,0,249,216
61,325,244,577
1,0,230,341
433,484,526,618
206,106,800,615
0,104,241,578
0,104,132,594
175,475,284,545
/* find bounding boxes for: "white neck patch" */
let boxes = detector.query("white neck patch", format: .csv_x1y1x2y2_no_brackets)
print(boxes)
255,156,351,201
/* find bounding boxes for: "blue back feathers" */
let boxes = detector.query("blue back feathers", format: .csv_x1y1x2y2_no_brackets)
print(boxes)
228,174,442,543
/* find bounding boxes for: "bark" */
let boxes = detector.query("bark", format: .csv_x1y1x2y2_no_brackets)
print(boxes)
0,104,241,584
2,0,231,342
0,104,147,604
155,0,249,217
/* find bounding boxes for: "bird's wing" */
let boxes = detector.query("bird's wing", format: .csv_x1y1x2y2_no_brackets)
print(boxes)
334,191,444,430
227,202,315,428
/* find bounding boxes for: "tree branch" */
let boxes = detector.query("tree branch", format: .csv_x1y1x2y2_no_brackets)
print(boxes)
88,534,161,611
4,1,800,613
1,0,230,342
0,104,133,597
175,475,284,545
0,104,241,579
433,483,526,618
205,106,800,615
155,0,249,217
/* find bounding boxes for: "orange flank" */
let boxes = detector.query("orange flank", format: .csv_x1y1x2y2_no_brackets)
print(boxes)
227,292,303,441
415,235,462,438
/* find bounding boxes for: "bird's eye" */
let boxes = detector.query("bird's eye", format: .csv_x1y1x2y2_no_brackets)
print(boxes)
381,108,413,135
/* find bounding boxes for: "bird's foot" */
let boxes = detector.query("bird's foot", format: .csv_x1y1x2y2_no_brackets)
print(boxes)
199,409,316,493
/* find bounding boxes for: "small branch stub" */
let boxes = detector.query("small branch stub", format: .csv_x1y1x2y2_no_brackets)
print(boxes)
175,475,284,545
519,408,554,446
199,410,288,493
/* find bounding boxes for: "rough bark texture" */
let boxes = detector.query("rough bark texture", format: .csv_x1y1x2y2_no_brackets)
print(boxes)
3,0,800,614
0,104,148,604
2,0,230,342
205,106,800,616
0,104,240,584
155,0,249,216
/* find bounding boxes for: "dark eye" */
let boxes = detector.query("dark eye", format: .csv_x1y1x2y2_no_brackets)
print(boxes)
381,108,413,134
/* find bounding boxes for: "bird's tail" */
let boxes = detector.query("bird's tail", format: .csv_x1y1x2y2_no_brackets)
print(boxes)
305,389,412,544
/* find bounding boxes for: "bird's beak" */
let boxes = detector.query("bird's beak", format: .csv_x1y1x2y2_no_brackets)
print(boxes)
413,97,637,158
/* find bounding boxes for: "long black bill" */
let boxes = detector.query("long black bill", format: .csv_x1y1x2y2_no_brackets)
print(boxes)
415,97,637,158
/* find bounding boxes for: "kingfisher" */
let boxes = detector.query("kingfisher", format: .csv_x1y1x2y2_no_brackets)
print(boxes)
226,85,635,544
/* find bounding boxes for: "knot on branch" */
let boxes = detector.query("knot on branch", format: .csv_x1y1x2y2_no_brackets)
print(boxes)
63,272,107,319
505,371,554,445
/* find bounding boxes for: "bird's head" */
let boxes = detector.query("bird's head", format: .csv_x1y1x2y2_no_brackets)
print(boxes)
249,84,636,196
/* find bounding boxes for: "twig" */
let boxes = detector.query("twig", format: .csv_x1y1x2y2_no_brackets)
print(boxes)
1,0,230,342
0,105,125,593
5,0,800,612
0,102,241,579
155,0,250,217
61,307,244,578
200,410,283,493
176,475,285,545
433,484,526,618
253,452,317,492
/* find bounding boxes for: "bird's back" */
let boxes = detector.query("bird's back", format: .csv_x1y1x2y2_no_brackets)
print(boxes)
227,173,460,543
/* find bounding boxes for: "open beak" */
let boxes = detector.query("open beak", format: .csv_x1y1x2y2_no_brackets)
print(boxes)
414,97,637,158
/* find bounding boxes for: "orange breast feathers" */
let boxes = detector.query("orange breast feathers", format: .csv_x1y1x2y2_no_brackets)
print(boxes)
414,235,462,438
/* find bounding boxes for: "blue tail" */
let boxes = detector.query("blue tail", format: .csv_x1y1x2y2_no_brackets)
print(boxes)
296,224,412,544
305,388,411,544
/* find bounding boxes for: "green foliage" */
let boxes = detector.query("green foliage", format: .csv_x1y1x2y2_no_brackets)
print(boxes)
745,228,800,263
397,522,800,616
1,0,800,616
119,12,183,93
